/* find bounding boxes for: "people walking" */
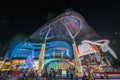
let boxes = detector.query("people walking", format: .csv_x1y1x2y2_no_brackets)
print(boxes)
82,72,88,80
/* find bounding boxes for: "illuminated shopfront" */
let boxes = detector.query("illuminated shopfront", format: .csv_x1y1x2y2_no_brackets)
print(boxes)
5,40,73,71
78,43,101,71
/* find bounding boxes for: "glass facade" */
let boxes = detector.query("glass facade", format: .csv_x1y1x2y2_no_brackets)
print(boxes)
10,41,73,59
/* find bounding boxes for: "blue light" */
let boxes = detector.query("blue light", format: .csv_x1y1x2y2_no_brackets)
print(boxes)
10,41,73,59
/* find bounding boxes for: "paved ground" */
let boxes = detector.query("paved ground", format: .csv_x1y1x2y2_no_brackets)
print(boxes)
1,75,120,80
2,77,120,80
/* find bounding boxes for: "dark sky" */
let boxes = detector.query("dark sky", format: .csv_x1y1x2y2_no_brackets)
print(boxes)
0,1,120,45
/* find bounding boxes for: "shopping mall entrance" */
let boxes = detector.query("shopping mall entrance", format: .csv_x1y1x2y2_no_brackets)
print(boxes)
43,60,75,77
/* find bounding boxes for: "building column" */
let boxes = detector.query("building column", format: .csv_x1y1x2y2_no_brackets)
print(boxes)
38,43,46,76
72,42,82,76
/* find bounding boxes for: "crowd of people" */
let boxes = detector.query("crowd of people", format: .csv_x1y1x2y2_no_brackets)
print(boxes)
0,69,39,80
0,67,77,80
0,66,109,80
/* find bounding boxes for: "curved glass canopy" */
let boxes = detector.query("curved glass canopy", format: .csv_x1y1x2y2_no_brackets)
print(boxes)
10,11,101,60
28,11,100,43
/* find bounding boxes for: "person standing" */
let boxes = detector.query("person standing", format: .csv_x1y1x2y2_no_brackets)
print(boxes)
82,72,88,80
66,68,69,78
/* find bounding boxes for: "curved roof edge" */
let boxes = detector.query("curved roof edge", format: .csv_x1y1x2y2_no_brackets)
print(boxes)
28,10,89,40
27,10,101,43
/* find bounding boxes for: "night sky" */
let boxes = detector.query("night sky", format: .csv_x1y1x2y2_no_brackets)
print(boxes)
0,1,120,45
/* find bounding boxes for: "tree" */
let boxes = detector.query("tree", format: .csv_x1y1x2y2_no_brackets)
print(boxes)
3,33,27,58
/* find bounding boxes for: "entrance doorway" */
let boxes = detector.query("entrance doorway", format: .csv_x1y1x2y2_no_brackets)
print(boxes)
43,60,75,77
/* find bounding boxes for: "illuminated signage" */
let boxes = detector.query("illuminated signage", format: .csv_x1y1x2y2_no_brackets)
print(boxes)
78,43,96,57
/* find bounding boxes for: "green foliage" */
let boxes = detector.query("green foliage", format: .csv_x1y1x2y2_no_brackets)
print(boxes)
36,37,44,41
65,37,72,44
1,33,27,58
112,59,120,68
10,33,27,45
0,42,9,57
110,39,120,68
47,12,56,21
56,35,61,38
